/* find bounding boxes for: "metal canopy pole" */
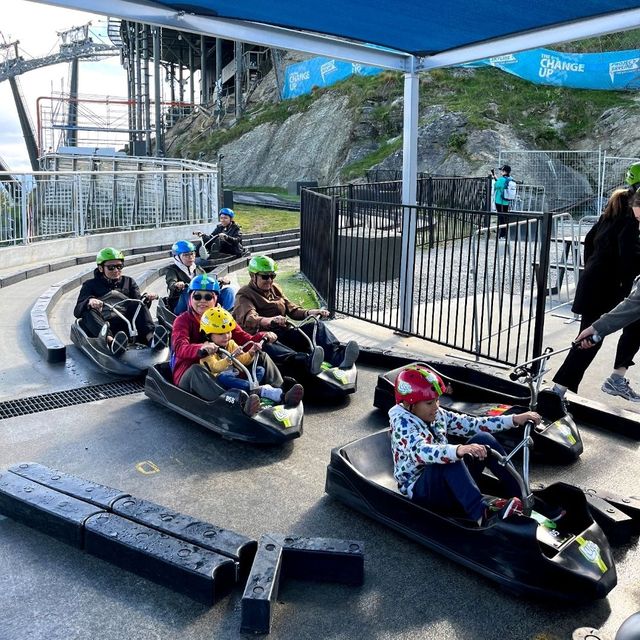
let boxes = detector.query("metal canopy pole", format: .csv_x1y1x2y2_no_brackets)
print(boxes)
153,26,163,156
399,60,419,334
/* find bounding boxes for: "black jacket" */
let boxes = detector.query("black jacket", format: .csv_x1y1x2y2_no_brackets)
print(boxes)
73,268,142,318
201,222,245,256
572,215,640,316
163,262,205,308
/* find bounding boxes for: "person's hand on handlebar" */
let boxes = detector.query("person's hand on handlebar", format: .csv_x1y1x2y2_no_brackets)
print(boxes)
174,282,186,291
199,343,219,355
266,315,287,328
306,308,330,319
456,443,487,460
88,298,103,311
512,411,541,427
263,332,278,344
573,325,600,349
142,292,158,301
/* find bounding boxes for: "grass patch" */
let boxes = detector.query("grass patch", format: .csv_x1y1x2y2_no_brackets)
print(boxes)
232,205,300,234
227,185,289,194
341,138,403,181
277,270,321,308
424,67,637,147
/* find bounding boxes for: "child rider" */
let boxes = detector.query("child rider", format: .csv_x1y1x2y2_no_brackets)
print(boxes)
199,307,303,413
390,365,541,526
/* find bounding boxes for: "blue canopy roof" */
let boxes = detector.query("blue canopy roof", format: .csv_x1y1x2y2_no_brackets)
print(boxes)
30,0,640,70
156,0,640,57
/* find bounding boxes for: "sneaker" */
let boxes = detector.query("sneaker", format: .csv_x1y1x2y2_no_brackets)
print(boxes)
243,393,261,417
110,331,129,357
308,346,324,375
283,383,304,407
150,325,169,351
259,384,283,403
601,376,640,402
338,340,359,369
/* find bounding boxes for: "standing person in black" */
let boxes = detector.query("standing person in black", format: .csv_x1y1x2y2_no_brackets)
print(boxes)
194,207,245,259
551,188,640,401
74,247,168,356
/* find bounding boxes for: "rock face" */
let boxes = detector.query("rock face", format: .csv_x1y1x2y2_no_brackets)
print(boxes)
173,74,640,191
220,93,354,187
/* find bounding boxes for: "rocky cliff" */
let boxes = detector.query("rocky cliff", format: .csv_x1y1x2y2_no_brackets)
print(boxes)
171,64,640,191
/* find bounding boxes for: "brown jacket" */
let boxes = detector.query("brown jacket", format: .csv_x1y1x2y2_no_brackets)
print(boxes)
234,280,307,333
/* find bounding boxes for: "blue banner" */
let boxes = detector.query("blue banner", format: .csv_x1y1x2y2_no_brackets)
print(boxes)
465,48,640,91
283,56,382,99
283,48,640,100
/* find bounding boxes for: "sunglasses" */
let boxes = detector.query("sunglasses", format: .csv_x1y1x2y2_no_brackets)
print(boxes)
258,273,276,280
192,292,215,301
104,264,124,272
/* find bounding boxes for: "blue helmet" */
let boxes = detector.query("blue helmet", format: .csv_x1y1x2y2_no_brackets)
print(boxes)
189,273,220,293
219,207,235,219
172,240,196,256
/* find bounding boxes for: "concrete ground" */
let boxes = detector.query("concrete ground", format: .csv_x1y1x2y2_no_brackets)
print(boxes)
0,256,638,640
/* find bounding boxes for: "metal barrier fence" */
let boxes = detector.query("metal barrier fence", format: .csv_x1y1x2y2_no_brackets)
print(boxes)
0,168,219,247
499,149,640,217
301,190,566,365
314,176,491,212
300,189,337,308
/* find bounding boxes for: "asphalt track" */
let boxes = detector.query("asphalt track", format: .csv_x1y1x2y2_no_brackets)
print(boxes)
0,258,638,640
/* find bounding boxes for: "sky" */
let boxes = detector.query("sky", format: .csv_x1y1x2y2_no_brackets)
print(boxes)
0,1,129,171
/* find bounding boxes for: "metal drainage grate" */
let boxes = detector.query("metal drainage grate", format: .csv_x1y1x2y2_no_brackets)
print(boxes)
0,379,145,419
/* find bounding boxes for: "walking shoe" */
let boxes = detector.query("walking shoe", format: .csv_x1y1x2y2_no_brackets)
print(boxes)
259,384,283,402
243,393,261,417
283,383,304,407
150,324,169,351
338,340,359,369
308,346,324,375
601,376,640,402
110,331,129,357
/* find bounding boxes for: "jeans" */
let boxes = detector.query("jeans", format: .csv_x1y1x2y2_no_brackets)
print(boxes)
410,432,520,521
217,365,265,392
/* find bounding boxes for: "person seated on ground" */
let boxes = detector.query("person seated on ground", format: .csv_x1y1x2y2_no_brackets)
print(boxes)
73,247,168,357
171,273,297,416
164,240,235,314
198,307,303,413
194,207,246,260
233,255,359,376
390,365,546,526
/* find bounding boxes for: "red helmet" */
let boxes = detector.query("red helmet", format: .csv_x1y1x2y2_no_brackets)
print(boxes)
394,366,446,405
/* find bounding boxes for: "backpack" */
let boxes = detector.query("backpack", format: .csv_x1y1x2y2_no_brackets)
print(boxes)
503,178,517,201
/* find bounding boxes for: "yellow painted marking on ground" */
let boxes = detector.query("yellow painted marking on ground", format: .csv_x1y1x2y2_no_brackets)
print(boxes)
135,460,160,475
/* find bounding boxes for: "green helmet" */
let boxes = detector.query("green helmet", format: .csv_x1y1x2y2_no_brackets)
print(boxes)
96,247,125,265
625,162,640,187
248,255,278,274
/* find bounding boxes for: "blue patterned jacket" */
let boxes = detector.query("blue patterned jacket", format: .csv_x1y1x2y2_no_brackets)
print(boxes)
389,404,514,498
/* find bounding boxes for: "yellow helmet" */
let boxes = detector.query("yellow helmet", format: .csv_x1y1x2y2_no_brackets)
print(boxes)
200,307,237,334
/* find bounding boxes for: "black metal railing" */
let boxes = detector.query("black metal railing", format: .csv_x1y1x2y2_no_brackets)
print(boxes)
301,188,552,365
315,175,491,212
300,189,337,308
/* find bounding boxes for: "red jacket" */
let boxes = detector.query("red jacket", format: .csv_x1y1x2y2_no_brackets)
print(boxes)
171,309,266,385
